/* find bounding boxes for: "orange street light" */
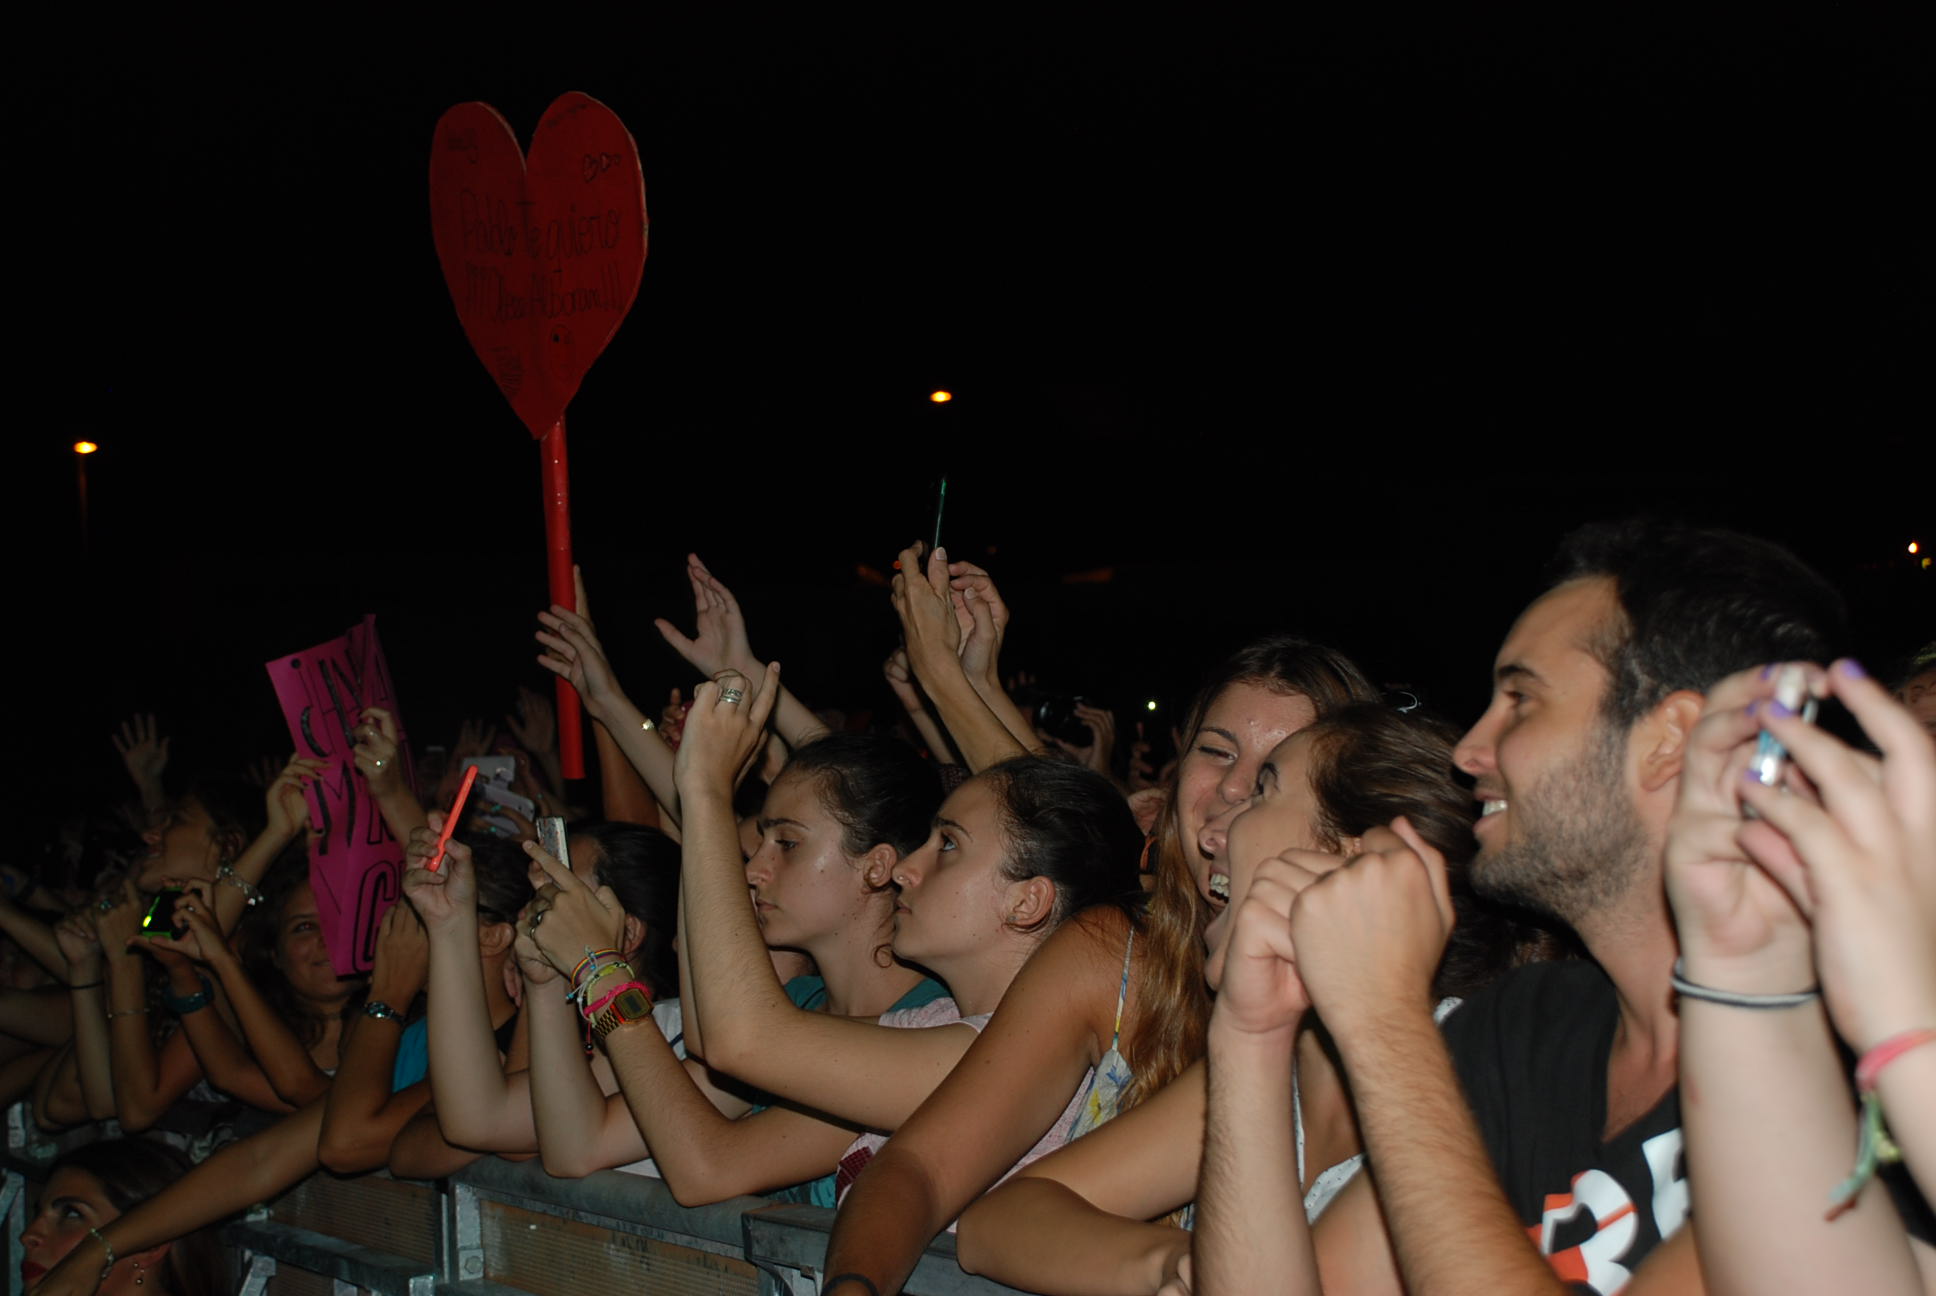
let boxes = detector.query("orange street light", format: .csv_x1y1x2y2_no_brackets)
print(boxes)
74,441,98,455
929,390,952,403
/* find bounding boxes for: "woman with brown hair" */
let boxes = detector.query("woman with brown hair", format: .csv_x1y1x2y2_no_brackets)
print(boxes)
820,632,1380,1295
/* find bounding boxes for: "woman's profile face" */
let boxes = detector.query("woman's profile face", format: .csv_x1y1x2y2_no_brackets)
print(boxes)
22,1167,124,1291
1173,683,1318,913
1201,731,1341,991
135,799,221,891
889,775,1018,968
744,770,876,951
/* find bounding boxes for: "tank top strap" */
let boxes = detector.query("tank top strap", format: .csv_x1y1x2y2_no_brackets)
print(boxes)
1109,928,1135,1049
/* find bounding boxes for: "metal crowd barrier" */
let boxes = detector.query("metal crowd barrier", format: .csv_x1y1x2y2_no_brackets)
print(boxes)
3,1103,1028,1295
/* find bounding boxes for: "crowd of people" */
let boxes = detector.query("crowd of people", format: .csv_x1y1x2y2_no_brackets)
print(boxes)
6,523,1933,1294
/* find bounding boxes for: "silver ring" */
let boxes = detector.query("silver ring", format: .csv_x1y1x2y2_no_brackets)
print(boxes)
97,898,115,913
719,687,745,705
528,907,547,933
373,758,386,770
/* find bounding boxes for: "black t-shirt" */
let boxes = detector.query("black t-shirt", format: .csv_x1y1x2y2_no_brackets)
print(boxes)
1443,961,1682,1295
1443,960,1934,1294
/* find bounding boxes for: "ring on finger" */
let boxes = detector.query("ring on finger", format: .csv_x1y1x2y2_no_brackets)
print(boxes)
719,687,746,705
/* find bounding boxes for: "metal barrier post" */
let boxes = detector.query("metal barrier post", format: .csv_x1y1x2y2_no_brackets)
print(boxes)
449,1176,485,1284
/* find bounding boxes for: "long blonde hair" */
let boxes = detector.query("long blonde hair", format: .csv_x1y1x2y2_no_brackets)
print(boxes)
1117,636,1378,1112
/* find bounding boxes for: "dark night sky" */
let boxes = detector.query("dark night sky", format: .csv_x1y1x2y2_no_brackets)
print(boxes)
7,18,1929,816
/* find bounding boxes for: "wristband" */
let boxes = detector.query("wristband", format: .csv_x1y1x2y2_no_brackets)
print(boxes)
363,1000,404,1023
215,863,262,907
1828,1027,1936,1216
67,980,104,992
1670,959,1819,1009
163,978,214,1015
582,978,646,1021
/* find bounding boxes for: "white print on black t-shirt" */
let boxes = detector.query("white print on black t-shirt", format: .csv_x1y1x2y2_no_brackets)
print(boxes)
1527,1129,1687,1295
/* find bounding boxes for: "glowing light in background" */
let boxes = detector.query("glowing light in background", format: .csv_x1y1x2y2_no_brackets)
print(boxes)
929,390,952,403
73,441,98,455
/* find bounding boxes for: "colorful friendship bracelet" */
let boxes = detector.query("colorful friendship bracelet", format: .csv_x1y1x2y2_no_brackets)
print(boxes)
1828,1027,1936,1216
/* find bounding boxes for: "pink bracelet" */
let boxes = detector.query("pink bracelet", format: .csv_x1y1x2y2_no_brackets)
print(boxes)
1857,1027,1936,1092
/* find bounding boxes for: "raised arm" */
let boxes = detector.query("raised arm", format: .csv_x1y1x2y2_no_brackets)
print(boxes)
1193,854,1326,1296
883,647,961,765
95,881,205,1131
538,567,682,823
655,553,829,751
821,909,1126,1296
1664,661,1936,1294
53,914,114,1120
892,544,1031,772
352,708,429,845
1301,822,1569,1295
668,668,979,1124
945,558,1045,754
396,820,527,1152
317,902,431,1173
34,1101,328,1296
208,754,327,935
111,713,170,817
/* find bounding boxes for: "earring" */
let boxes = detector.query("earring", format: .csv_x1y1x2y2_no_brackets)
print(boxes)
134,1257,145,1285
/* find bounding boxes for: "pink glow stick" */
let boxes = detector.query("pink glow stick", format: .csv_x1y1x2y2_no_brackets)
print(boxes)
425,765,480,873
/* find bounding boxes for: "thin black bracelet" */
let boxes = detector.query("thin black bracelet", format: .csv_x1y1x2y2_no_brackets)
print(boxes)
67,980,104,991
823,1275,880,1296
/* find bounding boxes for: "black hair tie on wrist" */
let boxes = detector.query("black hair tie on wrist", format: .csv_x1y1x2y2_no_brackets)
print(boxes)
823,1276,881,1296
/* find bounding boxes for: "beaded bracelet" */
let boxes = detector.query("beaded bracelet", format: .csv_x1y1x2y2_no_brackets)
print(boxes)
89,1225,116,1280
1828,1027,1936,1216
215,863,262,907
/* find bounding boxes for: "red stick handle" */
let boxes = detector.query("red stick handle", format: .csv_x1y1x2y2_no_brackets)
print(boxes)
542,420,586,780
425,764,480,872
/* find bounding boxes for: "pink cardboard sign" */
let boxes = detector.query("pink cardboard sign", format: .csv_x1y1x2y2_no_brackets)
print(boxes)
265,616,411,976
427,92,649,440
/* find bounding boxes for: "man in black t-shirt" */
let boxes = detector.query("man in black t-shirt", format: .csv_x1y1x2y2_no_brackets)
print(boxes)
1196,520,1889,1293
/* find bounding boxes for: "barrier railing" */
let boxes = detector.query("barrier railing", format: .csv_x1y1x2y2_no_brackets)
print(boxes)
3,1103,1030,1295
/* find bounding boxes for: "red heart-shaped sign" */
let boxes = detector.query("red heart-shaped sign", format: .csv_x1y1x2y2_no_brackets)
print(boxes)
429,92,648,439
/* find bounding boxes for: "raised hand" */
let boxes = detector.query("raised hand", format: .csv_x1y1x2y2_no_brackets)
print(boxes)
1055,703,1117,775
352,708,407,800
535,567,633,726
111,713,169,799
370,901,430,1006
947,560,1011,688
242,753,284,791
1209,852,1334,1038
401,813,478,934
139,882,225,967
1290,819,1455,1029
54,913,103,984
882,646,923,709
265,754,329,842
522,839,626,975
511,912,561,988
1663,663,1826,991
654,552,759,679
453,718,498,764
891,542,962,678
505,684,558,758
94,880,147,963
1738,659,1936,1053
660,688,689,747
673,664,784,799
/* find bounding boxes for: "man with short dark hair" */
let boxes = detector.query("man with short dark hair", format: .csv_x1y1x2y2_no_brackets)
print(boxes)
1196,520,1858,1293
